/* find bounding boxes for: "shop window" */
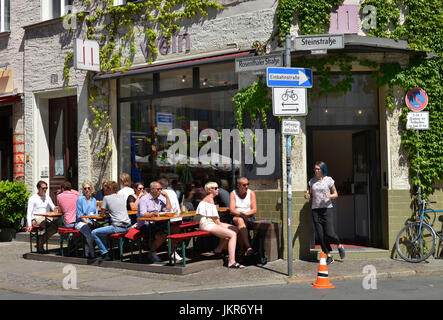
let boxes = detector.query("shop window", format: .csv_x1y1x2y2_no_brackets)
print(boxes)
307,73,379,126
41,0,72,21
119,73,154,98
199,62,237,88
0,0,10,32
159,68,193,92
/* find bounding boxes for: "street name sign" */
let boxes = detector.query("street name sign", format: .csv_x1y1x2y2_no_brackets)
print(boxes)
405,88,428,112
282,119,301,135
272,87,307,116
407,111,429,130
294,34,344,52
235,52,283,72
267,67,313,88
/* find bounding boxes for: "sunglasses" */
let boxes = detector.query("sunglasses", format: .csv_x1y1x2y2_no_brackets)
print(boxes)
212,187,219,190
83,187,91,190
241,183,249,187
41,187,48,190
154,188,163,191
137,187,144,190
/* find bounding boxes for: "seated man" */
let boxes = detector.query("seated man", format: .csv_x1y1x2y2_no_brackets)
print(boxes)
229,177,257,256
57,181,79,228
91,181,132,261
26,180,57,252
137,181,181,262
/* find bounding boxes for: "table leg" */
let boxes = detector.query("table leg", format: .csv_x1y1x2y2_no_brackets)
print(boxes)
167,220,172,265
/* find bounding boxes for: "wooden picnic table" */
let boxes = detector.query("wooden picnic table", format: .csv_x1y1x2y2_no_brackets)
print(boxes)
34,212,63,252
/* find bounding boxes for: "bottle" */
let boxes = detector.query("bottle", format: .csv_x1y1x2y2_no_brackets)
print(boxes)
181,205,188,214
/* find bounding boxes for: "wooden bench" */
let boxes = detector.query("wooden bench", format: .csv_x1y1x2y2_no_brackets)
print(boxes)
166,230,211,267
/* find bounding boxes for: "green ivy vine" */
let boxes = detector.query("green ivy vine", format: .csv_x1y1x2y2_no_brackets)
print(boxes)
259,0,442,198
62,0,223,160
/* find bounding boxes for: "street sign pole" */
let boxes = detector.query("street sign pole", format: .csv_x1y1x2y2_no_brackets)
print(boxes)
285,34,293,278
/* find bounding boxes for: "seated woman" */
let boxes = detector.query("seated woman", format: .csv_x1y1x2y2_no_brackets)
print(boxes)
196,181,244,269
75,181,98,259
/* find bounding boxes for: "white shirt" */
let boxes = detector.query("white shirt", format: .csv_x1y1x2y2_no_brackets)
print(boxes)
164,189,182,222
118,187,135,203
234,189,251,213
27,193,56,227
308,176,335,209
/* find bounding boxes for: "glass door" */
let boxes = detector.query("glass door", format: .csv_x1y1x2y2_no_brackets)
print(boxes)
49,96,77,203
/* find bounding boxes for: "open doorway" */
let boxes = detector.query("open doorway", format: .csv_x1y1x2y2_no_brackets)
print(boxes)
307,127,381,248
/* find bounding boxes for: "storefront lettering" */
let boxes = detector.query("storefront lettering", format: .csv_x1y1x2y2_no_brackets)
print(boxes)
140,32,191,60
329,5,376,34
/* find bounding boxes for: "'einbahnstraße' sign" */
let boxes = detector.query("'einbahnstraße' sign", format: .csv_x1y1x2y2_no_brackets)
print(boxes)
294,34,344,51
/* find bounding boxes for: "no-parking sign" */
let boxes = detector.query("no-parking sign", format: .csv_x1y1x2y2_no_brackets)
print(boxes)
405,88,428,112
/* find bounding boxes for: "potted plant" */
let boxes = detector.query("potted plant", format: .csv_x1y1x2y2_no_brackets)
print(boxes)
0,180,29,241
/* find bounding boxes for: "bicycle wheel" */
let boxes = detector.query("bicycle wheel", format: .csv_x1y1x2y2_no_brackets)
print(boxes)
396,222,436,262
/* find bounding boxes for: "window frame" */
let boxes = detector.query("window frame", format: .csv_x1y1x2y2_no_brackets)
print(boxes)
41,0,72,21
0,0,10,33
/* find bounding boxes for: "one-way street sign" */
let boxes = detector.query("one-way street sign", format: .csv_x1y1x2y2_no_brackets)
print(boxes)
267,67,313,88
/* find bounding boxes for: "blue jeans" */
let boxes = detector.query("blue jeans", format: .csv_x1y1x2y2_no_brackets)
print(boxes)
91,225,130,255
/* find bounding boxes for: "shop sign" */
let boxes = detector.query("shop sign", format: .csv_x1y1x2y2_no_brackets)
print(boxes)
407,112,429,130
74,39,100,72
140,33,191,60
235,53,283,72
329,5,377,34
13,133,25,184
157,113,173,136
405,88,428,112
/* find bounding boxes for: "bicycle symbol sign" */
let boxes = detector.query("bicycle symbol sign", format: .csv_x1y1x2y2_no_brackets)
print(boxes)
272,87,307,116
405,88,428,112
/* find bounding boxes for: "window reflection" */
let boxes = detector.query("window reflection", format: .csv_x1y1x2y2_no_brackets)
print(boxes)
307,73,378,126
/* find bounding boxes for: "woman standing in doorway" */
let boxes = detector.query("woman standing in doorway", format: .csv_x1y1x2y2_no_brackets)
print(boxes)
305,161,345,264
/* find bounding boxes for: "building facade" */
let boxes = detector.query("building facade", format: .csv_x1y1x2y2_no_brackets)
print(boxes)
2,0,441,259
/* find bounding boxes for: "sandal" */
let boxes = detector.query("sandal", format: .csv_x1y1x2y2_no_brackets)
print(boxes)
228,262,245,269
245,248,254,256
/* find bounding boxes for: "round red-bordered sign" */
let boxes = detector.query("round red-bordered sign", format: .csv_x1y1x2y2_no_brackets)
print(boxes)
405,88,428,112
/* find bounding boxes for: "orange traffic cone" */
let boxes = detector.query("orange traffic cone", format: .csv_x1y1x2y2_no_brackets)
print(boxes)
312,251,334,288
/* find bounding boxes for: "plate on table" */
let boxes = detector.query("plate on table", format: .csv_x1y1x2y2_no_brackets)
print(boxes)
159,212,175,217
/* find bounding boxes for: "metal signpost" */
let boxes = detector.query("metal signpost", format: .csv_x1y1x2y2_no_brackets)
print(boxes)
267,35,311,277
405,88,429,205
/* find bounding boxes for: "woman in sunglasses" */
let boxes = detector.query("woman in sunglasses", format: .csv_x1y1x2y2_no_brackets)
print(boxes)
197,182,244,269
127,182,147,224
75,182,98,259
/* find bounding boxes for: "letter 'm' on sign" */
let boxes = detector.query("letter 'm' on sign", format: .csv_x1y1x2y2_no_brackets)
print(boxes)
329,5,359,34
74,39,100,72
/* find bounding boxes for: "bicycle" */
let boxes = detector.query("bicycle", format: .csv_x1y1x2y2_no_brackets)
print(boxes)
395,193,443,263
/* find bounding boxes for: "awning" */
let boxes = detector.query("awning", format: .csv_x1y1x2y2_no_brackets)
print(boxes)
93,48,254,80
0,94,22,103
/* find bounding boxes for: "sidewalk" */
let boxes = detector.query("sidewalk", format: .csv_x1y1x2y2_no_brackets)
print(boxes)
1,240,443,297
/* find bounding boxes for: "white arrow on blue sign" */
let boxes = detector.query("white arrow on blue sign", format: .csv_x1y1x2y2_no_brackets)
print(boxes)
266,67,313,88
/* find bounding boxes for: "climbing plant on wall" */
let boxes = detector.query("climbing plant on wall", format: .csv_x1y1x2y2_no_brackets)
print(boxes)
254,0,442,198
62,0,222,159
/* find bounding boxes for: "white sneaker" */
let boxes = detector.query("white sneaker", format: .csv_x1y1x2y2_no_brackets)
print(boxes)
172,251,183,262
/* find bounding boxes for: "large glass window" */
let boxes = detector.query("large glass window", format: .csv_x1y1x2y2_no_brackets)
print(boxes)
307,73,379,126
118,62,238,200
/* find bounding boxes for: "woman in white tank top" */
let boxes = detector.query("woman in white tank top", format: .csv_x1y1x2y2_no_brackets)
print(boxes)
196,182,245,269
229,177,257,256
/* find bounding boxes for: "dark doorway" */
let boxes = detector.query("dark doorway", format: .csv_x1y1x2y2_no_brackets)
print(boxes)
49,96,78,203
307,127,381,247
0,106,12,181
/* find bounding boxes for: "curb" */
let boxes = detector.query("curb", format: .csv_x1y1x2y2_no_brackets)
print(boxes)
285,269,443,284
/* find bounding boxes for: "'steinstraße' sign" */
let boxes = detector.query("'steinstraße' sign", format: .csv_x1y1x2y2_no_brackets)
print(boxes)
235,53,283,72
294,34,344,51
